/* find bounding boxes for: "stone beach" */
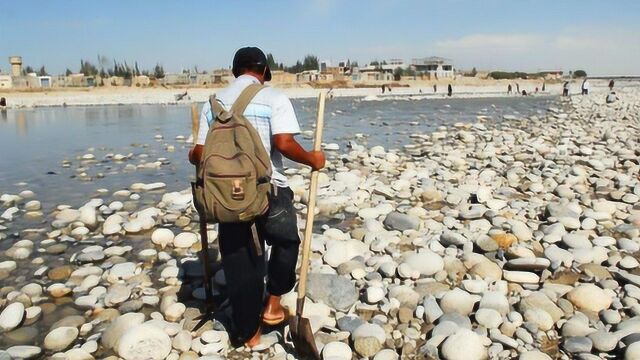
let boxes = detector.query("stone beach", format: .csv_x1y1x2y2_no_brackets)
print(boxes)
0,87,639,359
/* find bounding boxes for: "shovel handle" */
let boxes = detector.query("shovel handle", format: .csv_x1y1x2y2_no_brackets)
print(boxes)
191,103,199,144
296,91,326,315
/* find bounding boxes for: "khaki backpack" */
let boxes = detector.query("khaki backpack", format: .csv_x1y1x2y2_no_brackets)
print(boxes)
192,84,272,224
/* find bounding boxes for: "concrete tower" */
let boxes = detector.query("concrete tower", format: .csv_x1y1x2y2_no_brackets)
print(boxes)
9,56,23,77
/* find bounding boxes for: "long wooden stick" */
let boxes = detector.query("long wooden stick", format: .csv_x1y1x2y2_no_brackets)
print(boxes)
191,103,199,144
296,92,326,314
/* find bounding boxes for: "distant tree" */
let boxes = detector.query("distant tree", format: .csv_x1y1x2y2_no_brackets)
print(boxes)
573,70,587,78
351,61,359,68
393,67,403,81
285,60,303,74
266,53,278,70
471,67,477,76
99,68,107,78
66,68,73,76
79,60,99,76
278,62,284,71
134,61,141,77
23,66,35,75
302,55,319,71
153,64,164,79
38,66,48,76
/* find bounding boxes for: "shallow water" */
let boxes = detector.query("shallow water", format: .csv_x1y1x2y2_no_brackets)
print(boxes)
0,96,555,208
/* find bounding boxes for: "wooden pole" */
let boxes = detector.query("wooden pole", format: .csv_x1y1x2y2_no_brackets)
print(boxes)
296,91,325,311
191,103,199,144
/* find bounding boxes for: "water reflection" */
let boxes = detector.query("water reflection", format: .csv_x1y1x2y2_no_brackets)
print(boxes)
16,111,27,136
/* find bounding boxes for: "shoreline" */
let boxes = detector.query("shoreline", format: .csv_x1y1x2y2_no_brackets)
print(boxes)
0,80,624,109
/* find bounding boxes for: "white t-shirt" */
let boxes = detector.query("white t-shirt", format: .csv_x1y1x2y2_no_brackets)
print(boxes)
196,74,301,188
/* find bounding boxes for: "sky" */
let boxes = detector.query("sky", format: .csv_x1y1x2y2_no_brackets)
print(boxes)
1,0,639,76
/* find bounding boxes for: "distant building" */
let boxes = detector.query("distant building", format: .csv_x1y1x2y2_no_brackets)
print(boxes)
354,64,395,82
0,74,12,89
269,70,296,85
38,76,52,88
163,73,190,86
539,71,563,80
212,69,233,84
411,57,454,78
9,56,22,77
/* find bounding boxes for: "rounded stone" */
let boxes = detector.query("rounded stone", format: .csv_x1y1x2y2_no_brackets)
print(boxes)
44,326,79,351
566,284,612,312
0,302,26,332
116,323,172,360
322,341,352,360
441,329,487,360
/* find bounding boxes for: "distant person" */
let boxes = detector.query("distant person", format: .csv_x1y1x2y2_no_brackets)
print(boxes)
0,97,6,109
522,90,528,96
606,91,619,104
516,83,520,93
535,87,539,93
542,82,546,92
507,84,512,94
581,78,589,95
433,84,437,93
447,84,452,97
387,85,391,93
327,87,334,99
381,85,385,94
609,79,615,91
419,89,423,94
563,81,570,96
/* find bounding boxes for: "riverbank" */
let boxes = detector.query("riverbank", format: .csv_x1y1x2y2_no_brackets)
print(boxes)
0,79,624,108
0,88,639,359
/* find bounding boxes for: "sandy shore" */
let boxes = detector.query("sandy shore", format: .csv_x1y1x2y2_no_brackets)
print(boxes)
0,80,618,108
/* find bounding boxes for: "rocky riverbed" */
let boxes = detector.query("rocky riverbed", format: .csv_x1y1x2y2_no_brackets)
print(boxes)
0,90,639,360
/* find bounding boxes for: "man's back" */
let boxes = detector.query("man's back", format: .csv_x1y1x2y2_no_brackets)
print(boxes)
196,74,300,187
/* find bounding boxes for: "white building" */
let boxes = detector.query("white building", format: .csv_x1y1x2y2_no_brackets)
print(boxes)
0,74,12,89
411,57,454,78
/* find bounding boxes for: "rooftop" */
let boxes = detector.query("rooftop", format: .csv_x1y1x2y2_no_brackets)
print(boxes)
412,57,453,65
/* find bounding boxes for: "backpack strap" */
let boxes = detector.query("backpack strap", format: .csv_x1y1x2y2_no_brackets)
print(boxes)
209,95,233,123
231,84,266,115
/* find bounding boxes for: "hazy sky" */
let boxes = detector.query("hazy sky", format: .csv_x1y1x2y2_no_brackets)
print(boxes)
1,0,639,76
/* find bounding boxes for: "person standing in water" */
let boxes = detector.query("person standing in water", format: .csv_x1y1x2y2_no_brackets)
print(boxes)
433,84,437,93
563,81,570,96
609,79,615,91
507,84,512,94
447,84,452,97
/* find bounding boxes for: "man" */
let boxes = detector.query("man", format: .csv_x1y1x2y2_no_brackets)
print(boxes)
188,47,325,347
581,78,590,95
563,81,570,97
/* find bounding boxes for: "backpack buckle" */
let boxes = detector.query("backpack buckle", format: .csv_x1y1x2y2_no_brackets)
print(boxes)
232,180,245,200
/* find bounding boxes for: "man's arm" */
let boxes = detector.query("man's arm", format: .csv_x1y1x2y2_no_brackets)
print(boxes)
273,134,325,171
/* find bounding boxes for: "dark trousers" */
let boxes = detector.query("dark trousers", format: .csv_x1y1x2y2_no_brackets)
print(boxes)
218,186,300,342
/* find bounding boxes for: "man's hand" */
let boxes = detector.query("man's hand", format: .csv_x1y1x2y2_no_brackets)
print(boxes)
273,134,326,170
189,145,203,165
308,151,325,171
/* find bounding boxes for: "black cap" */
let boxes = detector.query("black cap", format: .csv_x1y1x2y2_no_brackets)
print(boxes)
232,47,272,82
